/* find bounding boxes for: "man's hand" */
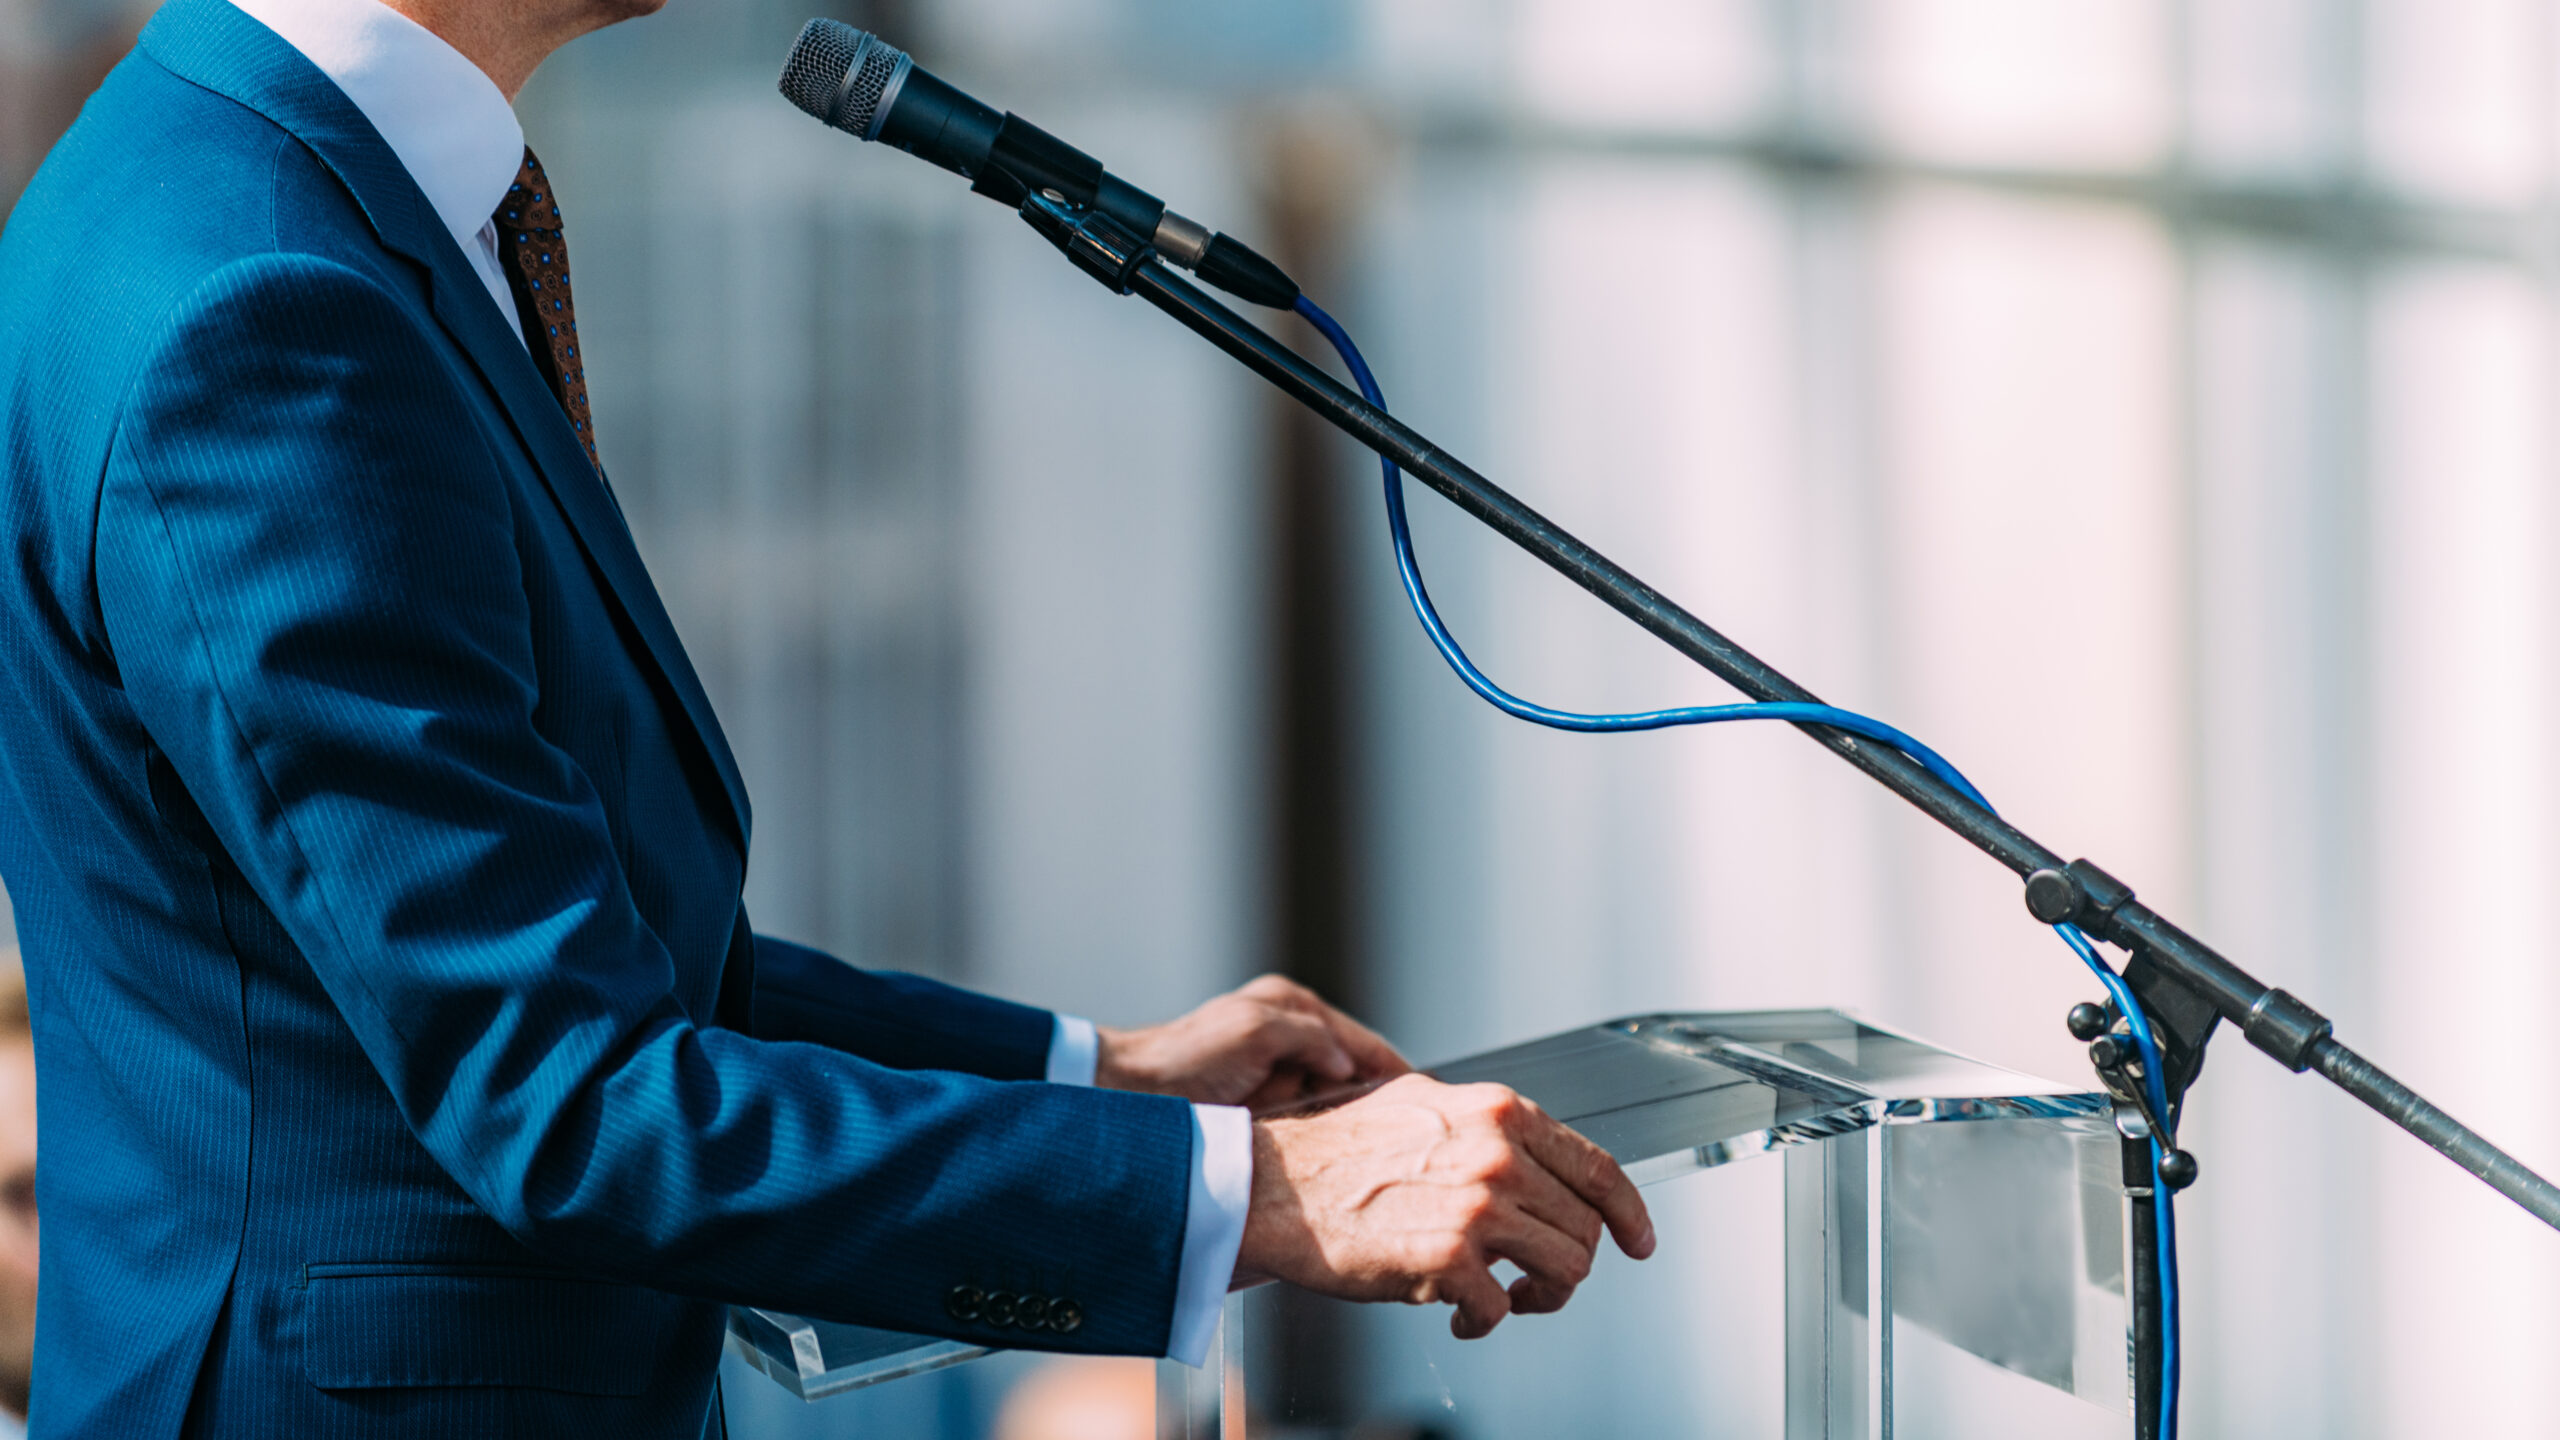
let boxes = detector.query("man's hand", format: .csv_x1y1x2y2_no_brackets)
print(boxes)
1095,975,1409,1110
1234,1073,1654,1339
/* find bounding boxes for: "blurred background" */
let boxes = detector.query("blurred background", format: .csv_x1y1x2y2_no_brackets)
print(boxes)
9,0,2560,1436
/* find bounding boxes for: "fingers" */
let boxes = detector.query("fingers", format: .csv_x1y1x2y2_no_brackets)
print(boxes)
1091,976,1409,1106
1239,975,1411,1080
1244,1073,1647,1347
1238,1068,1316,1114
1433,1186,1597,1331
1322,1008,1412,1081
1432,1257,1512,1340
1509,1101,1655,1260
1419,1085,1618,1334
1245,1007,1358,1084
1498,1137,1609,1257
1479,1204,1596,1316
1469,1114,1608,1317
1507,1271,1572,1316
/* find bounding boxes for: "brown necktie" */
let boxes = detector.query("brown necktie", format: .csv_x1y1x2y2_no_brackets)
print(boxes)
491,147,600,471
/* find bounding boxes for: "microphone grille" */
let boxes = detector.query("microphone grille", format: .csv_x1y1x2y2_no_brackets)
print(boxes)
779,19,907,138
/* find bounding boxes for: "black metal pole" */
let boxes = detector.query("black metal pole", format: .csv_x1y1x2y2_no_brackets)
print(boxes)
2123,1130,2162,1440
2310,1037,2560,1221
1114,251,2560,1235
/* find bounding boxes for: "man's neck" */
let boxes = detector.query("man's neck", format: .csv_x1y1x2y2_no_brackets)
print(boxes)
380,0,595,99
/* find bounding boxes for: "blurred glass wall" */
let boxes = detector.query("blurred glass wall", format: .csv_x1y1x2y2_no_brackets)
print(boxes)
8,1,2560,1437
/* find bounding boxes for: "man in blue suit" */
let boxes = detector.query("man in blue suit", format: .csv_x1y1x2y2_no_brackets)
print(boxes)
0,0,1655,1432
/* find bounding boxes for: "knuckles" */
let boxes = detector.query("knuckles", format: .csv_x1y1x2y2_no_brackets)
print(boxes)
1457,1137,1521,1186
1456,1083,1523,1128
1242,973,1315,1006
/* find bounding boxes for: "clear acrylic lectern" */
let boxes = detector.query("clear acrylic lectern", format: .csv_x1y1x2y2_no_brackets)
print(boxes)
731,1010,2133,1438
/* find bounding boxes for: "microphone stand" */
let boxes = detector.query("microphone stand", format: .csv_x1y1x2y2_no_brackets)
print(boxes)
1012,191,2560,1436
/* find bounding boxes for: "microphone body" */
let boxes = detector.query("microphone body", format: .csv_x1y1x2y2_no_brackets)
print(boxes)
870,67,999,179
781,20,1298,309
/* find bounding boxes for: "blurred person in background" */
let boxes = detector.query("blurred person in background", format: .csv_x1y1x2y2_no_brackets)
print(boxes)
0,0,1654,1436
0,0,151,209
0,963,34,1440
991,1358,1152,1440
0,882,31,1440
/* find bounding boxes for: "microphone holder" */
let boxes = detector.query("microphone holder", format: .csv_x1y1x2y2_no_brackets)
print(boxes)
1014,190,2560,1435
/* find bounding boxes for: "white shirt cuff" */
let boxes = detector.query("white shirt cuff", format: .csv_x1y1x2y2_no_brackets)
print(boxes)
1166,1103,1252,1367
1046,1013,1099,1087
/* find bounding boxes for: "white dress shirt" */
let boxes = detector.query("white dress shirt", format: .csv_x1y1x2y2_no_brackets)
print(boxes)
228,0,1251,1370
230,0,522,339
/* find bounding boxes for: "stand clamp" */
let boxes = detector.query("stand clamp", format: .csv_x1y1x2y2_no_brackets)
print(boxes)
2026,865,2216,1088
2067,1000,2199,1187
2030,864,2208,1169
1019,189,1156,294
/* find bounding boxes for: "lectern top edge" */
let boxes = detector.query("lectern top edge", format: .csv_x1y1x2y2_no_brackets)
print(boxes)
1424,1009,2103,1188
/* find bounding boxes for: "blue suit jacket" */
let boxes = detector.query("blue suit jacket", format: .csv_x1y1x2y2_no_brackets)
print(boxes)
0,2,1195,1434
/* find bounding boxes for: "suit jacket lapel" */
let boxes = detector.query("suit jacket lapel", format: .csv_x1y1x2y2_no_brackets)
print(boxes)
140,0,754,853
415,216,758,857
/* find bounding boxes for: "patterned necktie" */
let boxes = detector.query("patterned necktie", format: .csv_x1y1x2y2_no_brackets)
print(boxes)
491,147,600,471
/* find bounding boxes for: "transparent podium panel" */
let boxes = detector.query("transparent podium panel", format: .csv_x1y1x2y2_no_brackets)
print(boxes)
1161,1011,2132,1440
731,1010,2131,1439
724,1306,987,1400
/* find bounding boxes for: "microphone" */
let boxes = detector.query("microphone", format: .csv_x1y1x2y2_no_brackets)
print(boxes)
778,19,1299,310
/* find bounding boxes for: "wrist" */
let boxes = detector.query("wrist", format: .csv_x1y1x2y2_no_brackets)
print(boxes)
1092,1024,1142,1092
1233,1119,1302,1289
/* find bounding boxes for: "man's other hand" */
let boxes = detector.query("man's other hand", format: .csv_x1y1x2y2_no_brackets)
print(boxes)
1095,975,1409,1110
1234,1074,1655,1339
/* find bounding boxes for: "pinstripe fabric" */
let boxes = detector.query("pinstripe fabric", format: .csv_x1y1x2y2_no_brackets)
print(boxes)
0,3,1195,1436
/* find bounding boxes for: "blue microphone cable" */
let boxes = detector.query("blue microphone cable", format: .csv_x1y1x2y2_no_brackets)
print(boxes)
1292,293,2179,1440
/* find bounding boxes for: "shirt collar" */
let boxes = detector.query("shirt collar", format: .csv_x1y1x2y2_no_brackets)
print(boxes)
228,0,523,260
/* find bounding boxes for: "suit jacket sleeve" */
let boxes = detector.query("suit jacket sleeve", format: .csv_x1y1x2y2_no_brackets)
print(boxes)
93,252,1192,1353
750,934,1055,1081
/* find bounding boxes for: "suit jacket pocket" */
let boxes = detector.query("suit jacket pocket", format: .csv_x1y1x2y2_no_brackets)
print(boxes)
300,1262,678,1396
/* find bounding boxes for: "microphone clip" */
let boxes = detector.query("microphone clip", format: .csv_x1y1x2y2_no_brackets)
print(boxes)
1019,190,1157,296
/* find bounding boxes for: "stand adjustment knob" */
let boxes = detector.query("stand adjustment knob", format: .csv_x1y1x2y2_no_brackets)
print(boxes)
2023,868,2082,924
2156,1149,2199,1191
2065,1003,2110,1042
